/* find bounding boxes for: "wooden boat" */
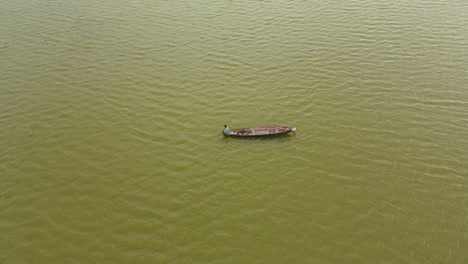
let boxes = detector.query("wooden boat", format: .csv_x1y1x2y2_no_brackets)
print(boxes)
223,125,296,137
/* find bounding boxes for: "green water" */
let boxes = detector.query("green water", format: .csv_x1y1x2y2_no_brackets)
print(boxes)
1,0,467,263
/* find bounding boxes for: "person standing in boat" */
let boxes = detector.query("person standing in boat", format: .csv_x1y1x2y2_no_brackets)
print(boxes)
223,125,230,135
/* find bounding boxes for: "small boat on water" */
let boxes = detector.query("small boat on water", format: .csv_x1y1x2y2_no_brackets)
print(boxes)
223,125,296,137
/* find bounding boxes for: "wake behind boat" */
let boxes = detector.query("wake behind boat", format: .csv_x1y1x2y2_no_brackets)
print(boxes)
223,125,296,137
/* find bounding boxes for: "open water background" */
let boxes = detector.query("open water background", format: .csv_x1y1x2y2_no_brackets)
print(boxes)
1,0,467,263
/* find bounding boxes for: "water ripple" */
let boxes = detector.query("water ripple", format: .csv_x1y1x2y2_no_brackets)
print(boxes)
1,0,467,263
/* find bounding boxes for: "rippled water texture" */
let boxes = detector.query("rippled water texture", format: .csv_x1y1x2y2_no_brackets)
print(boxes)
1,0,467,263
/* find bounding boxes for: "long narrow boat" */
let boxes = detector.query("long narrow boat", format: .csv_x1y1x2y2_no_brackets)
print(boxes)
223,125,296,137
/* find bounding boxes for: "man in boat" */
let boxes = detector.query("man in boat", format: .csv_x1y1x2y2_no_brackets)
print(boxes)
223,125,230,135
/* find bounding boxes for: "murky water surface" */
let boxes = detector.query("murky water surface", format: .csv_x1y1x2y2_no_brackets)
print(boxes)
1,0,467,263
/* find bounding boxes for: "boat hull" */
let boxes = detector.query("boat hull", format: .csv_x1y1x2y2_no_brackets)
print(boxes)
224,126,296,137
